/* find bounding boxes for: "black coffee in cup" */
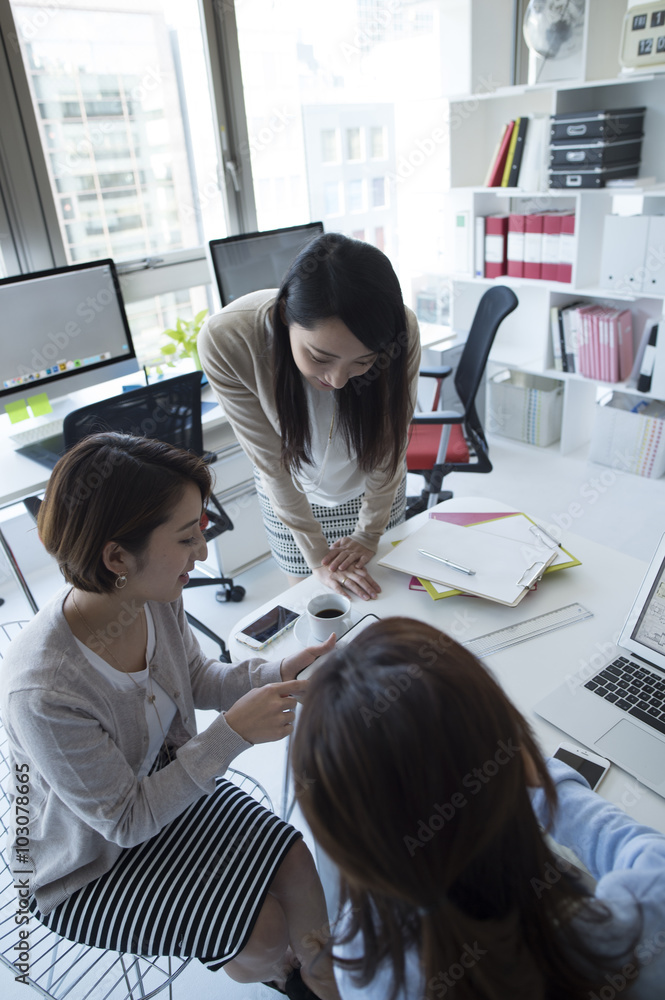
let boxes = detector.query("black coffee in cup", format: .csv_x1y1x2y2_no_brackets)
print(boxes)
315,608,344,618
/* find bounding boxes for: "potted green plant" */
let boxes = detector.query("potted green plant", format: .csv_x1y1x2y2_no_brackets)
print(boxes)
160,309,209,370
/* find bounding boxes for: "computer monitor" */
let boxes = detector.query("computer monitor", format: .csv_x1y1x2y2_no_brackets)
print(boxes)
0,259,139,417
209,222,324,307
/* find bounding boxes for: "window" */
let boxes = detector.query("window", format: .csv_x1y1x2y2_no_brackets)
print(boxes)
352,229,365,241
123,284,211,371
324,181,341,216
235,2,451,317
374,226,384,251
371,177,386,208
9,0,227,264
321,128,339,163
346,127,362,161
348,179,364,213
370,126,386,159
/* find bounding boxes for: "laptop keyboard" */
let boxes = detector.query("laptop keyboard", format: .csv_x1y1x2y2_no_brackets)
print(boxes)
585,656,665,737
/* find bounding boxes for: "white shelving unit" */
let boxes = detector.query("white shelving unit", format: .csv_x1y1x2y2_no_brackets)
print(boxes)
447,1,665,456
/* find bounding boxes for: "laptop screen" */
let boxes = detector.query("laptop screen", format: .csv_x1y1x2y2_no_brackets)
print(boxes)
619,535,665,671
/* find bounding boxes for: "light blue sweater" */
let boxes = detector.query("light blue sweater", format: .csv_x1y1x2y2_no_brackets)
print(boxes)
334,759,665,999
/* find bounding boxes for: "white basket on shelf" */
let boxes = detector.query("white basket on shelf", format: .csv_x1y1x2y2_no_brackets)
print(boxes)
589,393,665,479
488,369,563,447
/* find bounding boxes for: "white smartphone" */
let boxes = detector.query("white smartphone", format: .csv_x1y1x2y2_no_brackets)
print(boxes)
297,614,380,680
235,605,299,650
553,742,611,791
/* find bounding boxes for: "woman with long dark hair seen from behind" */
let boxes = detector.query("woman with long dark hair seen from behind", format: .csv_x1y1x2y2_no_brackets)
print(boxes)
199,232,420,601
292,618,665,1000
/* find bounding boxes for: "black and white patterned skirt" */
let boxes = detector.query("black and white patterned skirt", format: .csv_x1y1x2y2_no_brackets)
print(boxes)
255,471,407,576
31,777,301,970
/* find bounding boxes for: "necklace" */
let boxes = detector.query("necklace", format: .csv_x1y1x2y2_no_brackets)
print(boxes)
70,591,173,762
292,399,336,495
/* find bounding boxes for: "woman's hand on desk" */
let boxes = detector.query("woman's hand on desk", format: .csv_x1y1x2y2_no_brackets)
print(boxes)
316,540,381,601
322,536,373,573
280,633,336,682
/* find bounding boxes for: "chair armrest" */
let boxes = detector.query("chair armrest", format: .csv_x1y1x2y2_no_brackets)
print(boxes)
411,411,463,425
418,365,453,380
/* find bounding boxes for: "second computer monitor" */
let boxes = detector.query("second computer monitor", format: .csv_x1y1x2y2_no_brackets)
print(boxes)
0,258,138,415
209,222,324,307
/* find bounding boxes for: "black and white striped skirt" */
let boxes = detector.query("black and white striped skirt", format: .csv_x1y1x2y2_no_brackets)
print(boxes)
255,472,407,576
30,777,301,970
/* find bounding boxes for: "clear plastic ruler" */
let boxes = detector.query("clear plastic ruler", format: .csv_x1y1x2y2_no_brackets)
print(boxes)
463,602,593,658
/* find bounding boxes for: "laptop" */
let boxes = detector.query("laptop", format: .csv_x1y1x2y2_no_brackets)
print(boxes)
535,532,665,798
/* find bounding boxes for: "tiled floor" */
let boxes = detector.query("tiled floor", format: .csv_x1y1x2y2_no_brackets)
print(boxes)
1,431,664,999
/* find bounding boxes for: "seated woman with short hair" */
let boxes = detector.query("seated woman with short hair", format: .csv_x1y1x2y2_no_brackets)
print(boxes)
0,432,339,1000
292,617,665,1000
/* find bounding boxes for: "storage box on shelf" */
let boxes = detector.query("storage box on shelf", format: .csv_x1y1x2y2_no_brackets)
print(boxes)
548,106,645,189
447,55,665,460
488,370,563,447
589,392,665,478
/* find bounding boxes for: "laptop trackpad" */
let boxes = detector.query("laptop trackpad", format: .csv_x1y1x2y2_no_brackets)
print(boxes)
596,720,665,787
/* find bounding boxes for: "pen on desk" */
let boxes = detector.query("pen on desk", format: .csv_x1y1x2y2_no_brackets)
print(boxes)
418,549,476,576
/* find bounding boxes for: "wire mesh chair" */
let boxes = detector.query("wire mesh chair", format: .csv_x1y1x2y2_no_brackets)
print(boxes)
0,622,274,999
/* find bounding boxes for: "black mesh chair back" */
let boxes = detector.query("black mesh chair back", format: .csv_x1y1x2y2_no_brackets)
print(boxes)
59,370,244,655
63,371,205,455
453,285,519,450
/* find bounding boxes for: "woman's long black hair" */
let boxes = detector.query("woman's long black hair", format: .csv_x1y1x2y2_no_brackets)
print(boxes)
272,233,412,479
292,618,640,1000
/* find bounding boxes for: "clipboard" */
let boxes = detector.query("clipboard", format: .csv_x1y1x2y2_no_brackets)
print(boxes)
379,515,560,607
409,512,580,601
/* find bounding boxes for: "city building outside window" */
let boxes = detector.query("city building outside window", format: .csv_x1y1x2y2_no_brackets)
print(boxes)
348,178,364,213
346,126,362,161
234,0,452,327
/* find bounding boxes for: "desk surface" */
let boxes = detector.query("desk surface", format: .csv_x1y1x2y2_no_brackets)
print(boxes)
230,497,665,833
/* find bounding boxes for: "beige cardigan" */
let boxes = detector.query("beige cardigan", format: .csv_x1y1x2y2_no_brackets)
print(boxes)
198,290,421,569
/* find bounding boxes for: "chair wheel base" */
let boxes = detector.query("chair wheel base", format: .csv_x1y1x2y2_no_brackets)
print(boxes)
216,585,246,604
405,495,428,519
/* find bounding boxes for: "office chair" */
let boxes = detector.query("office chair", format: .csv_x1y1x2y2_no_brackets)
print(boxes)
62,370,245,608
11,373,241,662
406,285,519,516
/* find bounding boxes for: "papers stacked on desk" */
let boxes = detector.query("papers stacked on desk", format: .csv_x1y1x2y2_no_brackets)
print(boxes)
379,512,576,607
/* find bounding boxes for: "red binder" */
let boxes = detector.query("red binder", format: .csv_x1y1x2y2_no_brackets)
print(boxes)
484,214,509,278
486,122,515,188
507,213,527,277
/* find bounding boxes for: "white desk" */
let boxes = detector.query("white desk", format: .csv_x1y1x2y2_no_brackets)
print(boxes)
230,497,665,835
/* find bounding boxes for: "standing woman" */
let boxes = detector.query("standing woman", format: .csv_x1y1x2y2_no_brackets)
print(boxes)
199,233,421,600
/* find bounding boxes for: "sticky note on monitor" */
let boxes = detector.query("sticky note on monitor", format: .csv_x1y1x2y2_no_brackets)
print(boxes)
5,399,30,424
27,393,53,417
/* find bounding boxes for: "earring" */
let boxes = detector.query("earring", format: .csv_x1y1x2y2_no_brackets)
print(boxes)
115,574,128,590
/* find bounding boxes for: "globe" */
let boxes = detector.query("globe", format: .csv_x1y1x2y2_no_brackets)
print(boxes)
523,0,586,60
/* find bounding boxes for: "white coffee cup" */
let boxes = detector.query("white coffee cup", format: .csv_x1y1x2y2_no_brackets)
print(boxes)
306,593,351,642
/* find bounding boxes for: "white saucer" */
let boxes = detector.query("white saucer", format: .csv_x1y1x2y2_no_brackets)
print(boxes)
293,612,355,648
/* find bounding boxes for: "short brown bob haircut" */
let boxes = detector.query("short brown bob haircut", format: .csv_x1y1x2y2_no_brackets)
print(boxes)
38,432,212,594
